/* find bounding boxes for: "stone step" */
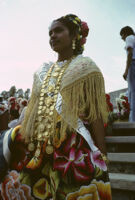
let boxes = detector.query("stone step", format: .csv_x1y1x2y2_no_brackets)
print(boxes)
112,122,135,136
109,173,135,191
108,162,135,174
106,143,135,153
106,136,135,153
108,153,135,163
111,189,135,200
105,136,135,143
113,122,135,129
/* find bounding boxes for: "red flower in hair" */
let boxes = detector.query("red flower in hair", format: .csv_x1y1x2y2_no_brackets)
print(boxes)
80,37,86,45
81,21,89,37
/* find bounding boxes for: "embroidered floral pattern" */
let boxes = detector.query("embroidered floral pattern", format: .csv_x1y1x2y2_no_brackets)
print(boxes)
66,180,112,200
0,170,33,200
91,151,107,171
54,133,94,183
66,183,99,200
33,178,50,200
91,180,112,200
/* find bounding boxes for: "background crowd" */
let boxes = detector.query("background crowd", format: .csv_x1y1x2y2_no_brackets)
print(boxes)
0,86,30,132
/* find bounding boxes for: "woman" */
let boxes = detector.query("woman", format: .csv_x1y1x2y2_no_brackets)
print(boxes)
0,14,112,199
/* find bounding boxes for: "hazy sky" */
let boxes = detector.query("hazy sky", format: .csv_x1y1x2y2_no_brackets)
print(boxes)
0,0,135,93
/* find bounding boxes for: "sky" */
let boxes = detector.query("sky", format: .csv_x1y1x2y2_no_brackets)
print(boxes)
0,0,135,94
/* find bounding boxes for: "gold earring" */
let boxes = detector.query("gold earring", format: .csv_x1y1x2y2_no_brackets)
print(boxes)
72,40,76,50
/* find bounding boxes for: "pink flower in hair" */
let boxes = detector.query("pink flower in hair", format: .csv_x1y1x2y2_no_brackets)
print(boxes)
81,21,89,37
80,37,86,45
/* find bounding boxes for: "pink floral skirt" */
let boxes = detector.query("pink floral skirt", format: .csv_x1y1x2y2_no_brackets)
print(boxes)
0,130,112,200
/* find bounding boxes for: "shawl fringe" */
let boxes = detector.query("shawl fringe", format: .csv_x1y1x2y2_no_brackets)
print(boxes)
58,71,108,145
21,57,108,145
20,74,40,142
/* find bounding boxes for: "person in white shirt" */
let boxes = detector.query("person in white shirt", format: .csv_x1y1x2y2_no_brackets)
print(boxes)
120,26,135,122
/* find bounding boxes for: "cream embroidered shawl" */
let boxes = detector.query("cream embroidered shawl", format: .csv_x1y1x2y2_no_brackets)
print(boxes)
21,56,108,143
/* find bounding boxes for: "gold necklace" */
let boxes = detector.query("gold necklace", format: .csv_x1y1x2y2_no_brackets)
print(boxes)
28,56,75,158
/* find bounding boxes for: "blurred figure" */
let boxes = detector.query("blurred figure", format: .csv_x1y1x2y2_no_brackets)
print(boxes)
0,95,4,104
8,97,19,128
7,97,28,128
0,104,9,133
120,26,135,122
19,98,28,115
8,109,19,128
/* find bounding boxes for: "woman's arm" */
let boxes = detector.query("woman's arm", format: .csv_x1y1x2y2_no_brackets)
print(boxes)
90,118,107,155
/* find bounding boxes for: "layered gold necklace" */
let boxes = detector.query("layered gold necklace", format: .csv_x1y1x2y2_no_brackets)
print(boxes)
28,56,75,158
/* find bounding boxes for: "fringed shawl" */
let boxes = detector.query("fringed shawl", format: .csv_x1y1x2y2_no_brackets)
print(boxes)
21,56,108,143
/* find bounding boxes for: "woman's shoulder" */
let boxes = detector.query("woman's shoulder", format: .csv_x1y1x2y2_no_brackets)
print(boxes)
35,62,53,75
73,55,101,72
61,55,102,90
34,62,53,82
31,62,53,94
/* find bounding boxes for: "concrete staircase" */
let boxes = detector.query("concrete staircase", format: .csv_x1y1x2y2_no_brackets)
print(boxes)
105,122,135,200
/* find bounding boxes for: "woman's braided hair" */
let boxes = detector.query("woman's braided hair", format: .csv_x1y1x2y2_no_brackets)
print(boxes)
55,14,89,55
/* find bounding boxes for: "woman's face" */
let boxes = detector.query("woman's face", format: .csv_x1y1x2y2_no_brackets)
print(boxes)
49,21,73,53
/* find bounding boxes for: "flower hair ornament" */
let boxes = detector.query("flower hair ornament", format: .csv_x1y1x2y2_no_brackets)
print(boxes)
63,14,89,50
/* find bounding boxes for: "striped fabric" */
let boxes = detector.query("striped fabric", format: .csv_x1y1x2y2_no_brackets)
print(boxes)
0,126,20,181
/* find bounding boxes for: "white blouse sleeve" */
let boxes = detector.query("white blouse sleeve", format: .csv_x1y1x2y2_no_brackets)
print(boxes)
125,35,135,49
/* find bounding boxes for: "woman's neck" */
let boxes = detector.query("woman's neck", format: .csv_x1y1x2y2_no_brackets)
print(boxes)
57,49,74,62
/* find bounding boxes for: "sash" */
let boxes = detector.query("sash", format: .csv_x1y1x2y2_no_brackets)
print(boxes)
55,93,98,152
